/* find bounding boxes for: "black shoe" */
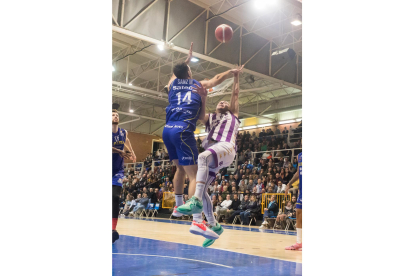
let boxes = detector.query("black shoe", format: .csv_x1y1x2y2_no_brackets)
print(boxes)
112,230,119,243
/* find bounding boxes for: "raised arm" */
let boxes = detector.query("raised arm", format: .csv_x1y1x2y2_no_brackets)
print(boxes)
168,42,193,88
192,83,209,125
200,65,244,90
229,65,243,117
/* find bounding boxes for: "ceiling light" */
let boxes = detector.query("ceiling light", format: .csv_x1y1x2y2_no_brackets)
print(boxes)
112,65,115,72
129,109,134,113
129,83,132,86
243,126,257,130
291,14,302,26
258,124,272,128
254,0,264,9
199,133,208,137
279,120,295,124
296,118,302,122
157,43,165,50
191,57,199,62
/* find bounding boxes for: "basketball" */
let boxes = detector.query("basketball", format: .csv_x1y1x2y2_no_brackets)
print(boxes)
215,24,233,43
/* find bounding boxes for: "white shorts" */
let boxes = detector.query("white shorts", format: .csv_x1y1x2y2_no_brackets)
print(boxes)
204,141,236,170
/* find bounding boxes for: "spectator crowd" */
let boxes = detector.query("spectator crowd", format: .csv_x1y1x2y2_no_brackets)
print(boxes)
119,126,302,228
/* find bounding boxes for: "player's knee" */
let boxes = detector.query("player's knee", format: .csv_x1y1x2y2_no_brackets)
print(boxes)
198,151,212,168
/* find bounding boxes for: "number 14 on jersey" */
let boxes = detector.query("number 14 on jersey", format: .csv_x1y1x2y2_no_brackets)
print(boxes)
176,92,192,105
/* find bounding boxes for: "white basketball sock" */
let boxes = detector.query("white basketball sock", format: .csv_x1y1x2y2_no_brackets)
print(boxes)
175,194,183,207
296,228,302,244
193,213,203,223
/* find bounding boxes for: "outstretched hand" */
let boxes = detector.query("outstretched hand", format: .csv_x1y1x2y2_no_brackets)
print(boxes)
229,65,244,76
192,83,207,98
185,42,194,64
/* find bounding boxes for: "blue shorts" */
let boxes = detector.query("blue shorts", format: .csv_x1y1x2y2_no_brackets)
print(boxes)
112,172,124,187
162,123,198,166
296,188,302,209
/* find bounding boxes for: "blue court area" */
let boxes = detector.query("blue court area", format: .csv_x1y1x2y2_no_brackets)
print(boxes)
124,216,297,236
112,235,302,276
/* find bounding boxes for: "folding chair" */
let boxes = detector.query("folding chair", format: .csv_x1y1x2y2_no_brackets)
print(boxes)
285,217,296,230
151,203,160,217
145,203,154,217
142,204,152,217
232,215,241,225
249,214,257,226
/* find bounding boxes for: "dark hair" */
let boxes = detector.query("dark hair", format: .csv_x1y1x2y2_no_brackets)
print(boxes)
112,109,118,114
173,62,190,79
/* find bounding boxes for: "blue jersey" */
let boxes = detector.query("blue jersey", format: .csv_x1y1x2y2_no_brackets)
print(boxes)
112,127,127,177
166,78,202,132
298,152,302,191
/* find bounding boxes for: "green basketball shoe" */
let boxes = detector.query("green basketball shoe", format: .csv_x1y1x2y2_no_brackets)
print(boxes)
176,196,203,215
202,223,224,248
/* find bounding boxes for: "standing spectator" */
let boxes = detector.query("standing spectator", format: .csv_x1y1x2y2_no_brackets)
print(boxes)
149,188,157,204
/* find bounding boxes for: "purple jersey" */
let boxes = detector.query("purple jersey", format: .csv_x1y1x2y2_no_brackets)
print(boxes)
204,111,240,147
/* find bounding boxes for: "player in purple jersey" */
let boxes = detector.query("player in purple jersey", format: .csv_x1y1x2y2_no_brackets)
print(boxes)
177,65,243,247
164,42,244,218
112,109,135,243
284,154,302,251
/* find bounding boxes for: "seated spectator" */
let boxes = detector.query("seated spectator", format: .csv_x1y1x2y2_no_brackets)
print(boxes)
227,194,250,223
211,195,218,209
224,194,241,223
255,179,263,193
283,157,291,168
133,193,149,214
217,195,223,207
293,157,298,169
260,195,278,228
240,195,259,225
276,181,286,193
221,185,230,199
231,186,237,195
239,181,247,193
275,201,294,229
247,180,254,192
121,194,134,216
216,194,232,221
183,194,189,203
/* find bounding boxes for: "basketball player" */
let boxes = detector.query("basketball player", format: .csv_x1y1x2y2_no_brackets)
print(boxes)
163,42,244,218
284,152,302,251
112,109,136,243
177,65,243,247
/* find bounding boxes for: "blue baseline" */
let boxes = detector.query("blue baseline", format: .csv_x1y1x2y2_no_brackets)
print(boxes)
113,235,302,276
123,217,297,236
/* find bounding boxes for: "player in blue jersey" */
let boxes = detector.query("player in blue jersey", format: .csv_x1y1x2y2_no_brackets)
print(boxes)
163,42,243,217
285,152,302,251
112,109,135,243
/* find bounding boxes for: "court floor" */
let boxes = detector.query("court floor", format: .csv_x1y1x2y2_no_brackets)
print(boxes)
113,217,302,275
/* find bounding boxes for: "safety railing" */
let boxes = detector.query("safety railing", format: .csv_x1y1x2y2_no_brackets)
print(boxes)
152,160,173,172
261,193,291,214
251,148,302,164
162,192,176,209
124,162,145,175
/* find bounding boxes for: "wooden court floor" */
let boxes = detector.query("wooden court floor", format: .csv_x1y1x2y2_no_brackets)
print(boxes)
116,217,302,263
